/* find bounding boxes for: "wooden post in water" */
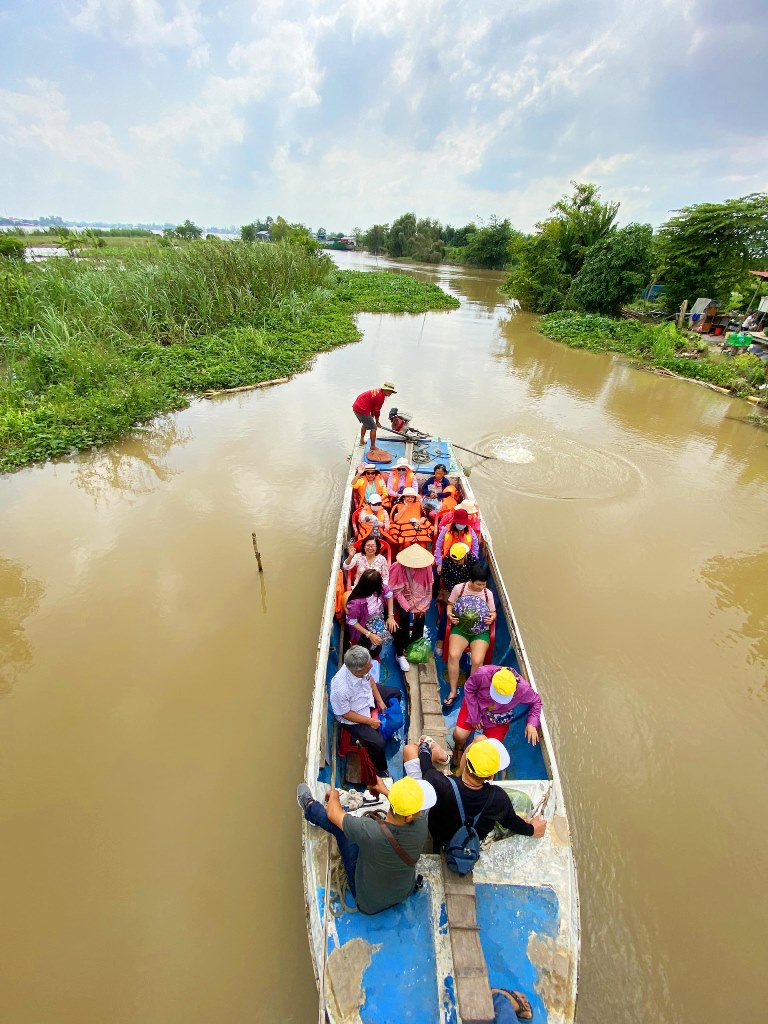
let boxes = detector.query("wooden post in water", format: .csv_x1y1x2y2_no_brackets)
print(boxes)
251,532,264,572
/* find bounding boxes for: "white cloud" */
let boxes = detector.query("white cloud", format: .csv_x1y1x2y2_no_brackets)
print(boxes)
187,43,210,69
0,78,128,174
69,0,203,49
131,17,323,153
579,153,635,177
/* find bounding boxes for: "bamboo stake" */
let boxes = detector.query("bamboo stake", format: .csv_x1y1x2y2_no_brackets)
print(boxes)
203,377,290,399
251,532,264,572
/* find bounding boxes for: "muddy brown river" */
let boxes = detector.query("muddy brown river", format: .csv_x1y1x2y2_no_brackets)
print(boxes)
1,252,767,1023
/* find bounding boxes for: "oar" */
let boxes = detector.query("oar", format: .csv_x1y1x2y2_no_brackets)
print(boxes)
375,425,498,461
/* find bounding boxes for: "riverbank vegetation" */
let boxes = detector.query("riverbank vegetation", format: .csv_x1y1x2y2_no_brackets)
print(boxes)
538,312,766,397
0,242,458,471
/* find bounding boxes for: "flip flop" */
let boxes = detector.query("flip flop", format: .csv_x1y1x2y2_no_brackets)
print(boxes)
441,694,457,710
491,989,533,1021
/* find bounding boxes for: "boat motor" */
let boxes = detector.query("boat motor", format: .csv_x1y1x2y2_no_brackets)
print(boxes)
388,407,413,433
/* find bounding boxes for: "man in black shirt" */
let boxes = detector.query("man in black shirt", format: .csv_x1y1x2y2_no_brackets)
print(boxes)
417,736,546,853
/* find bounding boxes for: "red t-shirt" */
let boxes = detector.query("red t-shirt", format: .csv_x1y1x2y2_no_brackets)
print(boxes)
352,389,386,418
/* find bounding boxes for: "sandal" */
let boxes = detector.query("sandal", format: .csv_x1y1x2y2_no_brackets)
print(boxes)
441,694,457,710
491,989,533,1021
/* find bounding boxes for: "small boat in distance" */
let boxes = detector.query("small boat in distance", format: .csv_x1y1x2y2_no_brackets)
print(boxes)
302,433,580,1023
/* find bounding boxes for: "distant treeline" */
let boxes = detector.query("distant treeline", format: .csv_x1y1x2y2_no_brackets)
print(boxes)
5,225,158,238
360,215,514,270
361,185,768,316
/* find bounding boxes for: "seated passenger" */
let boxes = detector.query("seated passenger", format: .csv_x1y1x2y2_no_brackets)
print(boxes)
356,493,390,543
387,457,415,499
388,544,435,674
387,488,432,551
327,645,402,776
435,508,479,571
346,569,396,658
416,736,546,855
343,535,389,587
435,542,478,656
437,498,482,538
443,562,496,709
390,486,424,523
297,771,435,915
452,666,542,769
421,463,449,511
352,464,389,507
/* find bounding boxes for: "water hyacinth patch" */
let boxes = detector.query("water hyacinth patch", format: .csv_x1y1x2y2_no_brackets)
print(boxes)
0,243,459,471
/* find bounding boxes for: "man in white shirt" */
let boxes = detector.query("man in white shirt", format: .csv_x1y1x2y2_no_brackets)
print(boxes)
330,646,401,774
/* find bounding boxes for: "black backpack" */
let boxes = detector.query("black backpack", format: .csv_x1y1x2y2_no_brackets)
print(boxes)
444,777,494,876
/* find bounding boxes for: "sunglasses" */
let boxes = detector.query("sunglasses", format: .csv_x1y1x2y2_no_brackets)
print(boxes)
364,471,376,476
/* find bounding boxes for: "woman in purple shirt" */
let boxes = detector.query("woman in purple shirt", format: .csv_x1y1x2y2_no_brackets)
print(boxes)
452,665,542,769
345,569,396,658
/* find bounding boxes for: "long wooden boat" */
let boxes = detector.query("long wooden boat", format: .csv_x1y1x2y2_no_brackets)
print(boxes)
302,433,580,1023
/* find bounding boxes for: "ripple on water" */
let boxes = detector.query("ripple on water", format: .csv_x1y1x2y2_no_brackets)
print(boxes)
478,432,644,502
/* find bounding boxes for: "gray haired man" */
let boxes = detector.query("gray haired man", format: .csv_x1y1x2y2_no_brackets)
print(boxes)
329,646,401,774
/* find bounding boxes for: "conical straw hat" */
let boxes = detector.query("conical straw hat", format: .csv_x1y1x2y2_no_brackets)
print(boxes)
396,544,435,569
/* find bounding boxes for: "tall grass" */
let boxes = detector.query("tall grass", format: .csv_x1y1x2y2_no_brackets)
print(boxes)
0,243,458,470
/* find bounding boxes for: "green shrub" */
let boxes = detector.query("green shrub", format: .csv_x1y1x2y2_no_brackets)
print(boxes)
0,236,25,262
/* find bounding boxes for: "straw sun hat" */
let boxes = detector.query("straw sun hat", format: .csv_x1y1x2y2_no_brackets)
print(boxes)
396,545,435,569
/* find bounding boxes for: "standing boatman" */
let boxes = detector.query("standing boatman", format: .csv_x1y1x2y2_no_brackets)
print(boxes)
352,382,397,452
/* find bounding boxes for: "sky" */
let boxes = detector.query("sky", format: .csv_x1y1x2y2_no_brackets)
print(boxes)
0,0,766,232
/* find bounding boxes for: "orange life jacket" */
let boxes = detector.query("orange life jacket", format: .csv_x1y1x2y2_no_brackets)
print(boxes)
391,497,424,524
387,467,414,493
388,516,433,550
437,485,459,516
334,569,345,619
353,474,388,506
356,506,389,541
442,525,474,558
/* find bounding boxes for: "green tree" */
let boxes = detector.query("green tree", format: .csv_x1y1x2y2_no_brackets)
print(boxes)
570,223,654,315
464,216,517,269
443,223,476,247
174,219,203,240
240,223,257,242
269,216,318,250
364,224,388,254
656,193,768,311
504,232,571,313
410,217,444,263
548,181,619,277
386,212,417,257
503,182,620,311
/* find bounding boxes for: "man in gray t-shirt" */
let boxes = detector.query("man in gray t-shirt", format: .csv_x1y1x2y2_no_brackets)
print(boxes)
298,776,435,915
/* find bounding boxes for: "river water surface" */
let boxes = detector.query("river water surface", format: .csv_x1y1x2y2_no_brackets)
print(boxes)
1,252,767,1023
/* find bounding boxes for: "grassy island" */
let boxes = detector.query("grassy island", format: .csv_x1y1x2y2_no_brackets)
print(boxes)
537,311,767,400
0,242,459,472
